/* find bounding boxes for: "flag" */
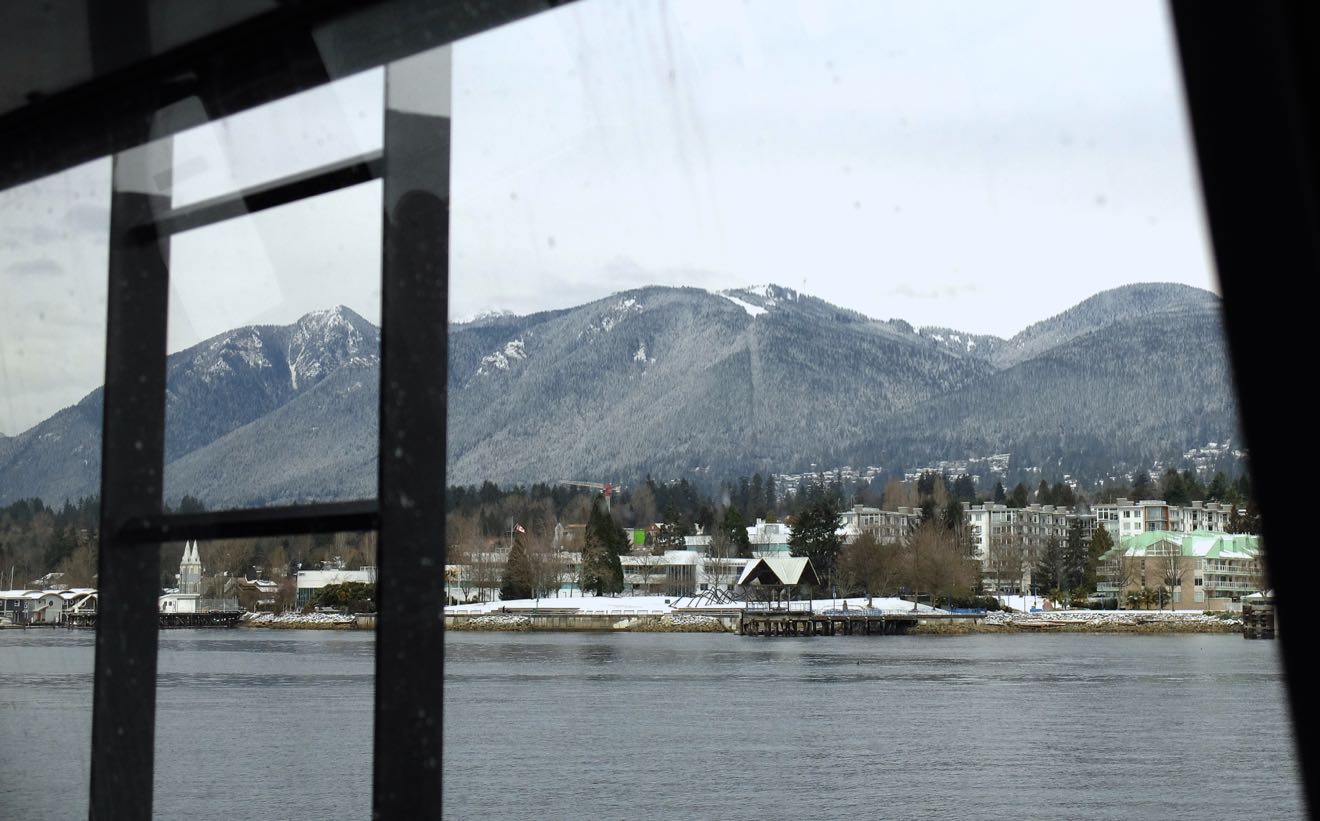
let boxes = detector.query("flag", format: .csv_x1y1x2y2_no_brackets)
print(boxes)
514,523,526,534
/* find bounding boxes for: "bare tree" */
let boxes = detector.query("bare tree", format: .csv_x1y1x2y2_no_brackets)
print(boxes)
916,525,979,605
837,532,903,604
1104,553,1144,609
57,542,98,588
470,545,504,603
522,529,565,599
1157,547,1189,611
902,520,965,607
702,529,741,593
987,532,1026,597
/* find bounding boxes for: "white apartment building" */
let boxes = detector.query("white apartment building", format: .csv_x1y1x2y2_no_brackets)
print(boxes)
684,518,793,556
837,505,922,545
1093,499,1239,542
966,503,1097,593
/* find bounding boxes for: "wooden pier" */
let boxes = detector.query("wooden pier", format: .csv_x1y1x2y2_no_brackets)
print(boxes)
739,611,919,637
1242,602,1277,639
63,611,242,629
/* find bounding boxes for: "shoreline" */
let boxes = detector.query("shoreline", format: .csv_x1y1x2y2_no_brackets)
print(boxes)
234,621,1243,634
229,605,1246,635
909,620,1242,635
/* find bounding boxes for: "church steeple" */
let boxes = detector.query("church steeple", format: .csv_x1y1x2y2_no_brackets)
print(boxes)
179,540,202,595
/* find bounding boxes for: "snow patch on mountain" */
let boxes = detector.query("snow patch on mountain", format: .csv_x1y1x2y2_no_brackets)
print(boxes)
579,297,643,339
478,338,528,375
287,306,377,390
719,294,767,318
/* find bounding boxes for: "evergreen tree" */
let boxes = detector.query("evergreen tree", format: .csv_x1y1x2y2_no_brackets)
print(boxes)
919,498,938,523
580,498,624,595
1131,471,1153,501
175,494,206,515
917,471,938,499
654,501,687,551
1182,470,1206,502
499,536,534,601
749,474,765,520
1036,480,1052,506
952,474,977,504
720,506,753,559
1034,536,1068,596
993,481,1007,505
1008,483,1029,508
789,497,842,584
1161,468,1189,506
1051,482,1076,509
1087,526,1115,592
1206,472,1230,502
1064,520,1089,591
941,499,964,533
765,475,777,516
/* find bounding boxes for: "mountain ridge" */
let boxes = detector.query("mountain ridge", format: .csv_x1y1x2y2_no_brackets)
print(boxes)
0,283,1235,507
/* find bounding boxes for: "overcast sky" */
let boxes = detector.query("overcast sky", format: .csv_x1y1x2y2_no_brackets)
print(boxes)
0,0,1216,435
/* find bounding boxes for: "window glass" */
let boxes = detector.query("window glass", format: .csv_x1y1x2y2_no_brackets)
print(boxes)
152,534,375,817
0,157,110,820
160,71,383,511
171,70,383,209
442,1,1297,818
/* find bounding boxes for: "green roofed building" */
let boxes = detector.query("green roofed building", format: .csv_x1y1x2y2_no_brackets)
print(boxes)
1098,530,1263,610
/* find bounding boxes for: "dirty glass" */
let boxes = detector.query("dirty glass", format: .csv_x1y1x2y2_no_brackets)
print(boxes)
0,157,110,819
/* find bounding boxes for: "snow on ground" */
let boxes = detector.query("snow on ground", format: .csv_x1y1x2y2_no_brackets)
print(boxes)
997,595,1049,612
446,595,939,615
447,596,674,614
796,596,940,613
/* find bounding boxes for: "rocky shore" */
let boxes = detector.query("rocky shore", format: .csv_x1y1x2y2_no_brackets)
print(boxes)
240,612,357,629
912,610,1242,635
624,614,729,633
447,612,732,633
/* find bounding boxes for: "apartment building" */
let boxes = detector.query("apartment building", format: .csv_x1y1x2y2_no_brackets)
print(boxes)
837,505,922,545
966,503,1097,592
684,518,793,556
1093,498,1239,542
1097,530,1262,610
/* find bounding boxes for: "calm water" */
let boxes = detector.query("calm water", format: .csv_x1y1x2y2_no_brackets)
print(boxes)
0,629,1306,819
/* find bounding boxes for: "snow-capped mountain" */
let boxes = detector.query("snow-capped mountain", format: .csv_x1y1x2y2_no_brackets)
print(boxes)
0,284,1238,507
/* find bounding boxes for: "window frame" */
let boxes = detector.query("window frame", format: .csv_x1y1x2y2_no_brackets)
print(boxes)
0,1,1314,818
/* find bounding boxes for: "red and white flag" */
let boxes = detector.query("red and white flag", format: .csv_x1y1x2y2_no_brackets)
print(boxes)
514,523,526,534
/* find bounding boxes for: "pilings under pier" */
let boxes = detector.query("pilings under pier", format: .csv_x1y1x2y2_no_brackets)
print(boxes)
738,612,919,637
63,611,242,629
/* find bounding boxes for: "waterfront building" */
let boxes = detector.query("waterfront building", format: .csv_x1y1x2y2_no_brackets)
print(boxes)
1092,498,1239,542
684,518,792,556
737,556,821,608
837,505,921,545
748,519,792,555
1097,530,1263,610
225,577,282,611
621,550,749,596
295,563,378,607
966,503,1097,593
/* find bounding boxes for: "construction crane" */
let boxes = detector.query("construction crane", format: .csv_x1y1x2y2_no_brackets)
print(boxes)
559,480,617,511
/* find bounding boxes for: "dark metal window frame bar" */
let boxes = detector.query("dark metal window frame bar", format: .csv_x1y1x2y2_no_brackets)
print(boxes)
79,4,559,820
